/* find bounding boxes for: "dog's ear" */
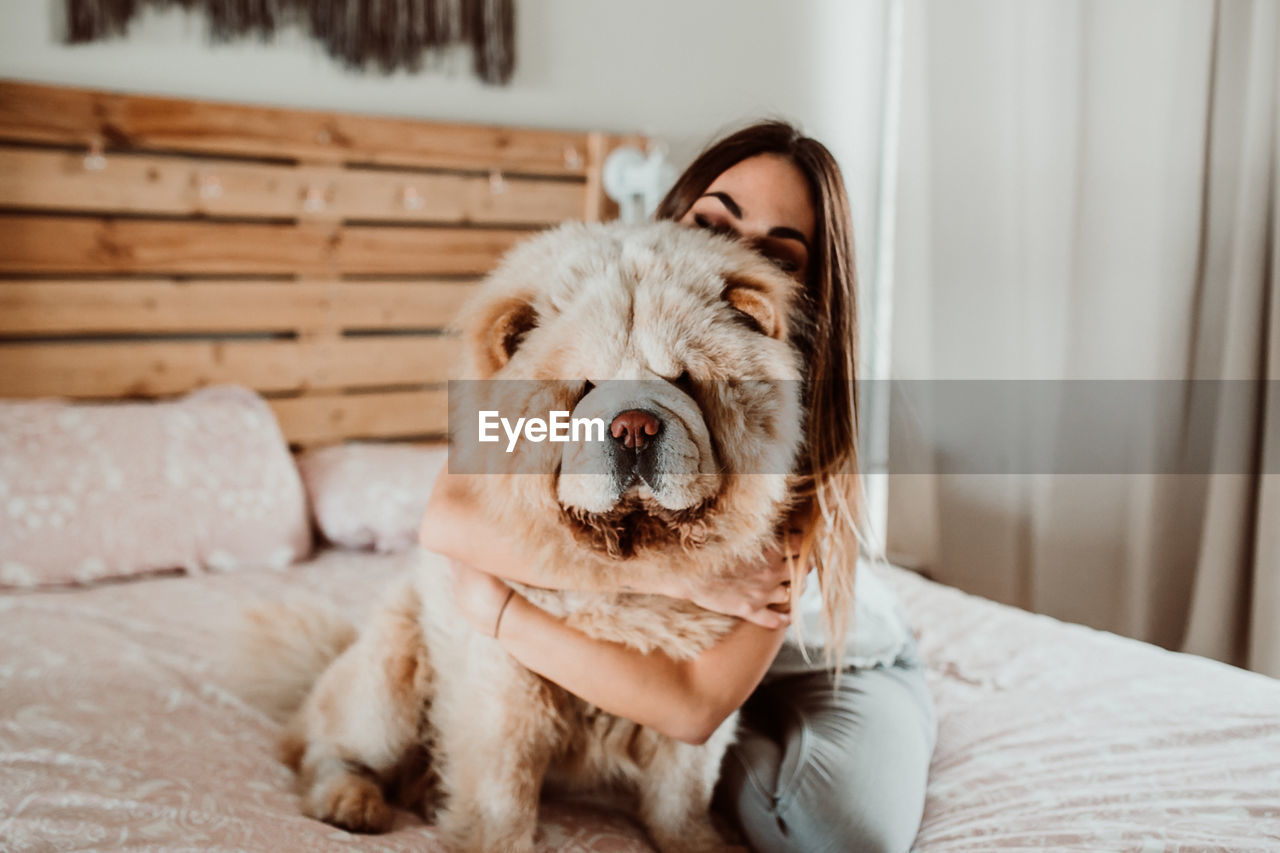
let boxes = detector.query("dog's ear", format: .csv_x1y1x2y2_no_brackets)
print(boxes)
723,274,786,339
470,295,539,374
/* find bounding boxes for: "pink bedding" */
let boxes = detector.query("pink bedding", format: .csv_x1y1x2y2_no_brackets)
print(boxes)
896,573,1280,851
2,549,1278,851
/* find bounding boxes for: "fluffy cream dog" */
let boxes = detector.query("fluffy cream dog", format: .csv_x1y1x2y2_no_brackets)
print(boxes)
246,221,806,853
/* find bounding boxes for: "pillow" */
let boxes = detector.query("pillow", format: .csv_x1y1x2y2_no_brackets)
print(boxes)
297,442,448,553
0,385,311,588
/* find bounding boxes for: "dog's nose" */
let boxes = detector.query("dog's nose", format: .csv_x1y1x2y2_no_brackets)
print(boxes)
610,409,662,451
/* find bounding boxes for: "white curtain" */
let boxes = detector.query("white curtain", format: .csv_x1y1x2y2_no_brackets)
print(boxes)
886,0,1279,675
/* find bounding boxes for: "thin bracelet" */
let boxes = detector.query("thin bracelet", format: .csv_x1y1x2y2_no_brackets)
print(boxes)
493,588,517,639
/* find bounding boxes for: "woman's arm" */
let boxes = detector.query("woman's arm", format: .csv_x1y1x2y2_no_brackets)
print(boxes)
420,469,633,590
422,469,796,629
449,559,789,744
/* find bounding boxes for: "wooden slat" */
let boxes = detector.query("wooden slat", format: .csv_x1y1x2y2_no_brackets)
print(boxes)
0,147,586,225
0,279,476,334
0,336,459,398
0,216,324,275
311,337,458,388
0,80,592,176
0,215,527,275
270,389,450,444
332,281,475,330
0,339,299,397
334,224,526,276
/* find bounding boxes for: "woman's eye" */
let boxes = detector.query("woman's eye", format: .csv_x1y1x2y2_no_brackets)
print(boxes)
769,255,800,274
693,214,735,238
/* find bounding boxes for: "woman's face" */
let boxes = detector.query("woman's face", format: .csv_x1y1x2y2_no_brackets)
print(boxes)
679,153,816,282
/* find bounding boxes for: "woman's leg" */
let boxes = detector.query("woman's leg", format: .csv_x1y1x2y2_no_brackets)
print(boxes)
715,648,936,853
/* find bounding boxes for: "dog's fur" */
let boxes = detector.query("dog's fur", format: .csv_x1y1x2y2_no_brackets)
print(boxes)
242,221,807,852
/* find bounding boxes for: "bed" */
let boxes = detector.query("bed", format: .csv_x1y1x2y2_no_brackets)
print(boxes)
2,81,1279,852
4,548,1278,851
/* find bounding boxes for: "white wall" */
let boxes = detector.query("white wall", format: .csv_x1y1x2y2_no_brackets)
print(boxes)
0,1,887,232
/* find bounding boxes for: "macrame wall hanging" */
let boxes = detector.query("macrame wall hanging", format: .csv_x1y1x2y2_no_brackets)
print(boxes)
64,0,516,85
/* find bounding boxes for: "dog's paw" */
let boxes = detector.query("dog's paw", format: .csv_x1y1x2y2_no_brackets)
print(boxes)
309,773,393,834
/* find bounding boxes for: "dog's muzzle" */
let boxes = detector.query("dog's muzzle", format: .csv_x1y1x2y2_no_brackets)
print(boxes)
608,408,664,488
558,381,719,514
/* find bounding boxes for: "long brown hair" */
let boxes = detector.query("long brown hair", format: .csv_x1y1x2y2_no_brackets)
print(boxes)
656,121,866,667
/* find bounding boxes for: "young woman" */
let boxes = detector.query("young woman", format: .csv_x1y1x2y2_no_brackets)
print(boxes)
420,122,936,853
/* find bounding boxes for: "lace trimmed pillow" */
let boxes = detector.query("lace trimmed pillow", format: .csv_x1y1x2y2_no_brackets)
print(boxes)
297,442,448,553
0,385,311,588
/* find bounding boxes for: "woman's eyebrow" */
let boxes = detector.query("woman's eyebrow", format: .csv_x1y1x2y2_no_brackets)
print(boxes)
700,191,743,218
767,226,810,250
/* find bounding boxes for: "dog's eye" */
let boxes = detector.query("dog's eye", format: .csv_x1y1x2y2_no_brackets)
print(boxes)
582,380,595,394
672,371,697,397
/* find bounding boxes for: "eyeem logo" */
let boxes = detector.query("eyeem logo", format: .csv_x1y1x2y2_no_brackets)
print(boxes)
479,411,608,453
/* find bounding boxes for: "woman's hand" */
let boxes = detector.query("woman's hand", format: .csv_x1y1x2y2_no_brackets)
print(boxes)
673,531,806,629
448,559,517,637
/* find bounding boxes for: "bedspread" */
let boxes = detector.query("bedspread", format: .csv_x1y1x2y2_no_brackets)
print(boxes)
1,549,1278,851
892,568,1280,851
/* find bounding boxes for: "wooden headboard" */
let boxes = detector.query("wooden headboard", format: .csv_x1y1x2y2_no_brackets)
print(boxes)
0,80,641,445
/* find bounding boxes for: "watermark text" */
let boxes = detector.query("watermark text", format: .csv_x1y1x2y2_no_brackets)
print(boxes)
478,410,608,453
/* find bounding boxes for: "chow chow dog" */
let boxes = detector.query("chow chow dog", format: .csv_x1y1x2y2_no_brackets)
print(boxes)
245,220,806,852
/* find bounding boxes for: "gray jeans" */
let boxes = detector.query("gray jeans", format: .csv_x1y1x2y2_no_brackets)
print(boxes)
715,646,936,853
